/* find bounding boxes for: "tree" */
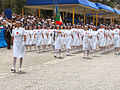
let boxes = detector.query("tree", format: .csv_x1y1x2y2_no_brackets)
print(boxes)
0,0,26,14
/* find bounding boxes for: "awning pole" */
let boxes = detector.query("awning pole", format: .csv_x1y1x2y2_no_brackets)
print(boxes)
72,7,75,24
84,8,86,25
22,7,24,16
96,11,98,26
93,11,95,26
63,12,64,20
113,15,114,25
39,9,41,17
110,14,112,24
104,12,105,24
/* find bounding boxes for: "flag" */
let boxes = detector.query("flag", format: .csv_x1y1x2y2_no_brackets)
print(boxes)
55,2,62,25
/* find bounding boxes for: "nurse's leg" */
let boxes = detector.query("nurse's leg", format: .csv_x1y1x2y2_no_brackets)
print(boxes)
37,46,40,52
11,57,17,72
58,49,61,56
26,45,28,51
87,50,89,57
52,45,55,52
73,46,76,53
83,50,85,58
42,45,44,52
54,49,57,57
66,49,70,56
19,58,23,71
34,45,36,50
14,57,17,69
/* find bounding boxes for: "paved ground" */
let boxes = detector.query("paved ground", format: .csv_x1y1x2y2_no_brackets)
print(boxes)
0,48,120,90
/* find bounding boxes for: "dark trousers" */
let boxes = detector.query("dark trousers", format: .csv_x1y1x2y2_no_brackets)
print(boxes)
6,39,11,49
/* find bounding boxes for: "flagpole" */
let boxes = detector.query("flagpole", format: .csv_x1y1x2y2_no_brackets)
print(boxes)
53,0,56,41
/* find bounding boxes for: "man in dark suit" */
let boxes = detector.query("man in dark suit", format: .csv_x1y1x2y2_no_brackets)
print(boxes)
5,25,12,49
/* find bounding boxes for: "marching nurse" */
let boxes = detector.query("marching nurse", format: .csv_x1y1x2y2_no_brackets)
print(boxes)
90,26,99,56
112,25,120,55
64,25,72,56
82,26,91,58
11,21,26,72
54,25,62,58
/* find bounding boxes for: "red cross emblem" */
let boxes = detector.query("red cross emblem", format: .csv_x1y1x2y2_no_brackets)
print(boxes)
100,31,102,33
85,33,87,34
38,31,39,32
16,32,19,34
116,30,117,32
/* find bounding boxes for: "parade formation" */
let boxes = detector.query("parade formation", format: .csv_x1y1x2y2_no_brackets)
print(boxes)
0,13,120,73
23,23,120,58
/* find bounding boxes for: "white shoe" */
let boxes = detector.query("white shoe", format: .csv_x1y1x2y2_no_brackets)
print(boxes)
116,52,119,55
92,53,95,57
11,67,16,72
54,54,57,57
66,53,70,56
37,51,40,53
85,56,88,59
83,55,85,58
100,52,103,54
19,68,22,72
58,55,61,58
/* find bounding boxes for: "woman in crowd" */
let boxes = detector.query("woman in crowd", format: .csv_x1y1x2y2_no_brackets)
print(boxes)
11,21,26,72
90,26,99,56
54,25,62,58
97,25,106,54
112,25,120,55
64,25,72,56
82,26,91,58
36,25,43,53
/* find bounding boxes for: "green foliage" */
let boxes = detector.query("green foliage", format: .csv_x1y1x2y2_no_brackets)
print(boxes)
1,0,26,14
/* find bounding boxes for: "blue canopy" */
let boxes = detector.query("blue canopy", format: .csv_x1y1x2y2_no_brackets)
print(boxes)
26,0,98,10
114,9,120,15
95,3,114,12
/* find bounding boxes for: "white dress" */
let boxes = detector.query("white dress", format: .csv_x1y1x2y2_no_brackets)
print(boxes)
47,30,53,45
41,29,48,45
109,30,113,45
83,30,90,50
29,30,36,45
90,31,98,50
78,29,84,45
51,29,56,45
36,29,43,46
71,28,80,46
11,27,25,58
97,28,106,47
54,30,62,49
112,28,120,48
89,29,93,47
64,30,72,49
105,29,109,46
25,30,31,45
61,30,65,46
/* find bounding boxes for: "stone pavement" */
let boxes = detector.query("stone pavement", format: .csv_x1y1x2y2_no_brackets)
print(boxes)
0,48,120,90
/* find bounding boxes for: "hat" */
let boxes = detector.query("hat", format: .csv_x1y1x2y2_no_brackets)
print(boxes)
16,21,21,23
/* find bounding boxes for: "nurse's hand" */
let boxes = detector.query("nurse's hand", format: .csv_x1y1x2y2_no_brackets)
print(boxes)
23,42,26,46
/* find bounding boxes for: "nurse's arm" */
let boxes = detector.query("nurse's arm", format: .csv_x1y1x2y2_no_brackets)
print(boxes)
24,35,26,42
12,37,14,45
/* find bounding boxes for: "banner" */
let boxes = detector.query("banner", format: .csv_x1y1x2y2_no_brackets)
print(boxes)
0,27,7,47
4,9,12,20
